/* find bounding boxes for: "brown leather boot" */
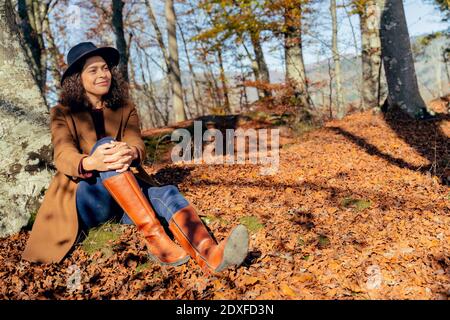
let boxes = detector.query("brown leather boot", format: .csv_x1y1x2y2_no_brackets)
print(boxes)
168,204,249,273
102,171,190,266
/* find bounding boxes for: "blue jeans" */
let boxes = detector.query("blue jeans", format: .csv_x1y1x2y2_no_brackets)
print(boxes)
75,136,189,232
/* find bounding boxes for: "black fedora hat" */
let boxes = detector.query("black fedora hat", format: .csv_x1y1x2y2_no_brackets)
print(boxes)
60,42,120,86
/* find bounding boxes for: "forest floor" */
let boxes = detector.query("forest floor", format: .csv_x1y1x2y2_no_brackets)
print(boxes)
1,105,449,300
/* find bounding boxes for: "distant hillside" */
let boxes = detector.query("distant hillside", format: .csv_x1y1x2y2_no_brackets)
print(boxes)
299,31,450,108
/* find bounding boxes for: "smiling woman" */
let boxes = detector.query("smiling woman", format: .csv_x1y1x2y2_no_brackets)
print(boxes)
21,42,249,274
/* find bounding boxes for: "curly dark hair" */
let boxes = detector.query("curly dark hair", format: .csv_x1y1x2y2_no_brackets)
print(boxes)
58,62,130,112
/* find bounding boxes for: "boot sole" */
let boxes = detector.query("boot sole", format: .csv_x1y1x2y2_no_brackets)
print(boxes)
215,224,249,272
148,253,190,267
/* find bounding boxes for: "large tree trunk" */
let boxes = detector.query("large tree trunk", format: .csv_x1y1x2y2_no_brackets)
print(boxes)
330,0,345,119
0,0,53,237
165,0,186,123
380,0,428,118
358,0,384,110
284,3,312,111
112,0,129,82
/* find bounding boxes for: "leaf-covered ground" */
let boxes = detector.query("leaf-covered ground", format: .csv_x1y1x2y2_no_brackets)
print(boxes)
1,109,449,300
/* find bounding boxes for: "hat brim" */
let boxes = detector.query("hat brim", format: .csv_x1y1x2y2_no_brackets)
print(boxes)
60,47,120,86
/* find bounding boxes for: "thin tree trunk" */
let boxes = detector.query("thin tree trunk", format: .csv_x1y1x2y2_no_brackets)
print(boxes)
17,0,50,107
183,88,193,119
177,19,202,118
358,0,384,110
250,31,272,98
343,2,363,109
203,57,221,112
0,0,53,237
144,0,170,68
112,0,129,82
380,0,428,118
241,40,263,98
330,0,345,119
165,0,186,123
328,57,334,118
43,14,61,91
217,48,232,114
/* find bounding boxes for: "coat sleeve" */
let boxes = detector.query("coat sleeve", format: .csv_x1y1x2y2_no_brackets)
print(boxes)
122,105,146,167
50,107,91,179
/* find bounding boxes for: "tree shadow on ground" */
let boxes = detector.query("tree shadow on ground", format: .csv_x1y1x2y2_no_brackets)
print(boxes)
328,109,449,186
382,108,449,185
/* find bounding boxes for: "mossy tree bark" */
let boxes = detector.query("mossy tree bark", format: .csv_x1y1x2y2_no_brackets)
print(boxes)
0,0,54,237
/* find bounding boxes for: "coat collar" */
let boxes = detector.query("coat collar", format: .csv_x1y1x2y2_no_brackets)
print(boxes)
70,106,124,148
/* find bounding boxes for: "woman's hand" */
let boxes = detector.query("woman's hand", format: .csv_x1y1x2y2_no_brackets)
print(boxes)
83,142,119,172
103,141,138,173
83,141,137,173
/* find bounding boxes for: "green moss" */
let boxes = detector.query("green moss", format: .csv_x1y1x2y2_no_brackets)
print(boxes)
317,235,331,249
239,216,264,233
81,222,123,258
134,262,152,274
341,197,372,211
201,215,229,226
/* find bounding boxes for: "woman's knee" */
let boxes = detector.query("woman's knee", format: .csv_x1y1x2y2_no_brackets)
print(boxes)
90,136,115,156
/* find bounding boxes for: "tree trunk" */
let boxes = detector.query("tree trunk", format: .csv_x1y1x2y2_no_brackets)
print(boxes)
177,19,202,118
241,40,263,99
250,31,272,98
343,2,363,109
112,0,129,82
284,3,312,111
0,0,53,237
165,0,186,123
217,48,232,114
17,0,50,108
43,13,62,96
330,0,345,119
380,0,428,118
358,0,384,110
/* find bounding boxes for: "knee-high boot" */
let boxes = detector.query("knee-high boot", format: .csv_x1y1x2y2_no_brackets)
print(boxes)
102,171,189,266
168,204,249,273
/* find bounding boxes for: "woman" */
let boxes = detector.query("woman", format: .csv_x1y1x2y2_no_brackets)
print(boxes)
21,42,249,273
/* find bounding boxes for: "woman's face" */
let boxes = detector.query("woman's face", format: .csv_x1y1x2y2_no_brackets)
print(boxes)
80,55,112,99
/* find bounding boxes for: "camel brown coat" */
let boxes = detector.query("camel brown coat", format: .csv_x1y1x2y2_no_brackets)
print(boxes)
21,102,157,264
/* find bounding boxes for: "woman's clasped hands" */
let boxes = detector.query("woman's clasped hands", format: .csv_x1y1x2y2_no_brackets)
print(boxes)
84,141,138,173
